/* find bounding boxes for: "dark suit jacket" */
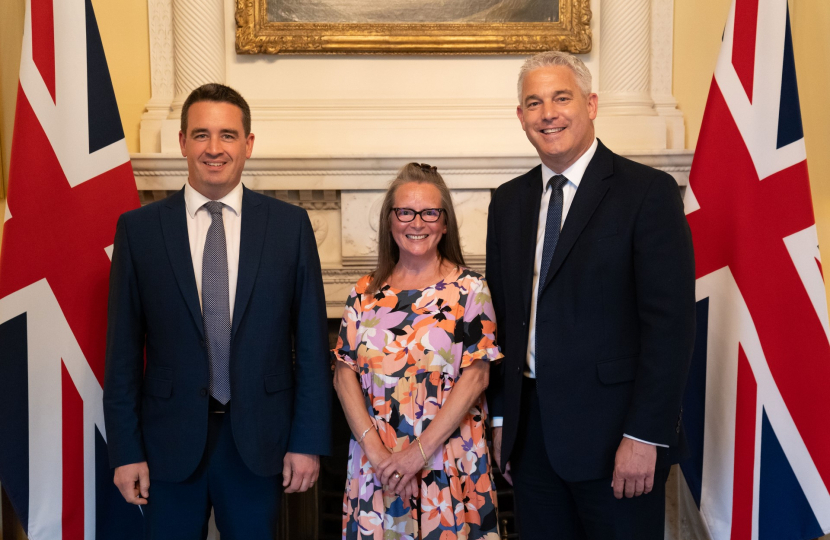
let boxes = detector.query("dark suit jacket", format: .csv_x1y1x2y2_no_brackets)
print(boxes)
486,140,695,482
103,186,332,482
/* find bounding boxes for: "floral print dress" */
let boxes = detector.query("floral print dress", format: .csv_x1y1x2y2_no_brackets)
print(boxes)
333,268,503,540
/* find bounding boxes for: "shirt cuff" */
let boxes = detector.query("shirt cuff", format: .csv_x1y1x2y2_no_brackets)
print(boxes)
491,417,504,428
623,433,669,448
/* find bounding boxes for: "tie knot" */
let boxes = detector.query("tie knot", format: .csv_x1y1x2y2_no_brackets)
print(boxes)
203,201,224,217
548,174,568,191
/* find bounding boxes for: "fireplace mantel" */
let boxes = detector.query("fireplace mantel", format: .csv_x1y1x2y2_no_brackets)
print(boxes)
131,151,693,318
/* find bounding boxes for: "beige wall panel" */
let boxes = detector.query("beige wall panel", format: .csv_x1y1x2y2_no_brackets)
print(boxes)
0,0,25,195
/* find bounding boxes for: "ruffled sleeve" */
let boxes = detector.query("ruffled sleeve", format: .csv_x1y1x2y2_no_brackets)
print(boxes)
331,276,370,372
459,274,504,369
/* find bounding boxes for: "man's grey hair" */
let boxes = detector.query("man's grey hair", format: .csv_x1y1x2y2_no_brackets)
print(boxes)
517,51,593,103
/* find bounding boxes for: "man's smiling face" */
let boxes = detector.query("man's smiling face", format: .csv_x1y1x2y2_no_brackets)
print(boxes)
179,101,255,200
516,65,598,173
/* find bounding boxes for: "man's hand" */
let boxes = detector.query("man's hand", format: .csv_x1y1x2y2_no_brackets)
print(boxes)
492,427,503,469
490,426,513,485
612,438,657,499
114,462,150,505
282,452,320,493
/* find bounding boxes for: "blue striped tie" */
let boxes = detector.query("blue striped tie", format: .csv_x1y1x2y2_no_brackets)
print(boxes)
202,201,231,405
538,174,569,289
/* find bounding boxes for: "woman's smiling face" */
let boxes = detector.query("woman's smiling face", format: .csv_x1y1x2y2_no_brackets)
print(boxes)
390,182,447,262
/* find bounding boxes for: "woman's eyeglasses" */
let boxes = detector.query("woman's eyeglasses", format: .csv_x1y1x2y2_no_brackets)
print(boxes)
392,208,444,223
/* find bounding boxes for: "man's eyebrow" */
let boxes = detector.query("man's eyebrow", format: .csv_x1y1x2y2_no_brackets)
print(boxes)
524,89,574,104
188,128,240,137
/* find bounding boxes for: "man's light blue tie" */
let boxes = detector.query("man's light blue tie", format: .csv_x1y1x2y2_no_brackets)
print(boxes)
538,174,568,288
202,201,231,405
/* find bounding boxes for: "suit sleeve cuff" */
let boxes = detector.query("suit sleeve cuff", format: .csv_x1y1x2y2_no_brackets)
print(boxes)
623,433,668,448
491,416,504,428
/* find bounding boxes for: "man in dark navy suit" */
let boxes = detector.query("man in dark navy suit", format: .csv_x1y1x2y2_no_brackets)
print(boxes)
103,84,331,539
486,52,696,539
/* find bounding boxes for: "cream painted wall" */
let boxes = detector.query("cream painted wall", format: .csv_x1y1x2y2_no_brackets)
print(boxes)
0,0,25,196
92,0,151,153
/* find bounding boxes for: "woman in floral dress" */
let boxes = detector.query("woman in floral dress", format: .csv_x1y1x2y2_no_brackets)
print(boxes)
333,163,503,540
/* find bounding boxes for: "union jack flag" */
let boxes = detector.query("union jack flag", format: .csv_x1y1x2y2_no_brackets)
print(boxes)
681,0,830,538
0,0,143,538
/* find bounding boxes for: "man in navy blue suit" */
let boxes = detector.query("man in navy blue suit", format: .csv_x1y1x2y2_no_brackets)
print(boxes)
486,52,695,539
103,84,331,539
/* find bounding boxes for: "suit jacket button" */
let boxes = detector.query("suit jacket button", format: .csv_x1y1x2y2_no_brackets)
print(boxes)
516,365,522,372
200,388,208,397
199,339,206,348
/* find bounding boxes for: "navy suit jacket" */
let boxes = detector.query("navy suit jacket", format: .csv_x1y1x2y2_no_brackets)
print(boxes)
103,186,332,482
486,141,696,482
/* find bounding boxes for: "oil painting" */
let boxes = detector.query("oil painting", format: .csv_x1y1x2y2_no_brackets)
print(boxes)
236,0,590,54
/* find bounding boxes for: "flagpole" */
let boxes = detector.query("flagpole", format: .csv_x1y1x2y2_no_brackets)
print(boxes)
1,485,27,540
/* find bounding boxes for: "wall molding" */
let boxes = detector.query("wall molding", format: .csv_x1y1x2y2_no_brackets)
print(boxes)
131,151,693,191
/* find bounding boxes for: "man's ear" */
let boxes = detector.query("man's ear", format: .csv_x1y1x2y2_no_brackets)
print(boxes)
245,132,255,159
516,105,527,131
587,93,598,121
179,130,187,157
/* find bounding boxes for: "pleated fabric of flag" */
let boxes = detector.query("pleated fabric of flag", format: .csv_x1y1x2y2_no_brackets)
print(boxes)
681,0,830,538
0,0,143,538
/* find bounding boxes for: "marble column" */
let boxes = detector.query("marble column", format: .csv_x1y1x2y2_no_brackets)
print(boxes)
595,0,669,150
141,0,226,153
168,0,226,120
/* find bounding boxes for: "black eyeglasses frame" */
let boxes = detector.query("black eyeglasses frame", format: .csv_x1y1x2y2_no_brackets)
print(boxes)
391,208,445,223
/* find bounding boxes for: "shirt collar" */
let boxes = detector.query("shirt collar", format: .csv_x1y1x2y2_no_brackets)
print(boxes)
541,137,599,192
184,181,243,219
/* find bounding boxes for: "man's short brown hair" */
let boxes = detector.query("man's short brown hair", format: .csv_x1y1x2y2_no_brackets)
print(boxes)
181,83,252,136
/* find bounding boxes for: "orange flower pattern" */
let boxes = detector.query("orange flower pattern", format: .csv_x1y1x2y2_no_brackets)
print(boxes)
333,268,503,540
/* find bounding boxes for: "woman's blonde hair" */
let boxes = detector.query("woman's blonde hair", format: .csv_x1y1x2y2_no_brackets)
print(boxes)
367,163,466,294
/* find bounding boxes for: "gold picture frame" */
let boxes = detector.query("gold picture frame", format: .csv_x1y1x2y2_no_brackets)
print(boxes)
236,0,591,55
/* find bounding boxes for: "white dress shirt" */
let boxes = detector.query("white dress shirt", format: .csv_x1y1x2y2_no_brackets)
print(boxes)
184,181,243,320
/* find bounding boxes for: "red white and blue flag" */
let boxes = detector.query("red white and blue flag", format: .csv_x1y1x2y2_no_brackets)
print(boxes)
681,0,830,538
0,0,143,538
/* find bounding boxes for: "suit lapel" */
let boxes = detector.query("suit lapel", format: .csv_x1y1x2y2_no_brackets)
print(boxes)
231,186,267,339
518,166,544,317
160,188,204,338
540,141,614,293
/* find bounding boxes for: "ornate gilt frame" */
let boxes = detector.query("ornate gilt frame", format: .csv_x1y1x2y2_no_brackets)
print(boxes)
236,0,591,55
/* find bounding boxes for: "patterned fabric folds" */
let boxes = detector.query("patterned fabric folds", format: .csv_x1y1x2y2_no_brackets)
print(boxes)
333,268,503,540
